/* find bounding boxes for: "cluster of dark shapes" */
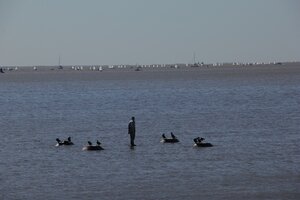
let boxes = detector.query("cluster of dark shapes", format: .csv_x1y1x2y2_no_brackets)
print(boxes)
55,137,104,151
161,133,213,147
56,134,213,151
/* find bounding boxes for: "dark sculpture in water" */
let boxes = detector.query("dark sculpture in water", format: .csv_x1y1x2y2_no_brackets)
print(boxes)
55,137,74,146
193,137,213,147
82,140,104,151
128,117,136,147
54,132,213,151
161,132,179,143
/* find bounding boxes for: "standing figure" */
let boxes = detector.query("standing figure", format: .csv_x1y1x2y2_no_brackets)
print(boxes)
128,116,136,147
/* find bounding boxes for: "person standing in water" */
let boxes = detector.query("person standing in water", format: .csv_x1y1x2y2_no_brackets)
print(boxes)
128,116,136,147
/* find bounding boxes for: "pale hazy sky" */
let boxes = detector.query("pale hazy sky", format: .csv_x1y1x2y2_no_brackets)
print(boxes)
0,0,299,66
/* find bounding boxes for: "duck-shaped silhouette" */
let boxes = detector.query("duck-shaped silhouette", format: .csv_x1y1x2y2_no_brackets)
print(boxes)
55,137,74,146
83,140,104,151
161,132,179,143
193,137,213,147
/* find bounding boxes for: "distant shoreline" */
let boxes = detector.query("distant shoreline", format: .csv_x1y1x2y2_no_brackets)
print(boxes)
1,62,299,83
0,61,299,73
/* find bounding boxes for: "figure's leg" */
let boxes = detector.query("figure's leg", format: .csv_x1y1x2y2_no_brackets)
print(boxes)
130,133,136,146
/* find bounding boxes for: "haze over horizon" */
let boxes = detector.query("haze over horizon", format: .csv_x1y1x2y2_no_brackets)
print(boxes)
0,0,300,66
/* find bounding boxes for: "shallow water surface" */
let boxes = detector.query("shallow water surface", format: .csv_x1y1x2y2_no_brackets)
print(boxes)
1,70,300,200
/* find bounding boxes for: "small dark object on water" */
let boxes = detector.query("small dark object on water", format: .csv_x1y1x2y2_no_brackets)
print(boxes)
170,132,177,139
83,140,104,151
193,137,213,147
55,137,74,146
82,145,104,151
161,132,179,143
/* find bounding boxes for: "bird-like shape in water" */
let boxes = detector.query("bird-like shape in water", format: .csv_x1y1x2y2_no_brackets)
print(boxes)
96,140,101,146
170,132,176,139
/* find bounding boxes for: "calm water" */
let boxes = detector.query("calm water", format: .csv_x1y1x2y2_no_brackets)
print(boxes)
1,70,300,200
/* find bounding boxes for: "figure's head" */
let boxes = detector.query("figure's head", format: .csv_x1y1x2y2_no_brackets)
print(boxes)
131,116,135,121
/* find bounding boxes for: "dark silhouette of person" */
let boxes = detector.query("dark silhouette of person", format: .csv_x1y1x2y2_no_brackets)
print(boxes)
88,141,92,146
162,133,166,139
128,116,136,147
0,68,4,73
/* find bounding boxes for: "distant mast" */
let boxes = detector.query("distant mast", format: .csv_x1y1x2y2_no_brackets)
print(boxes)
192,52,199,67
58,55,63,69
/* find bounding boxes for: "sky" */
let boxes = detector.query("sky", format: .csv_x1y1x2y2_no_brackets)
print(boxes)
0,0,300,66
